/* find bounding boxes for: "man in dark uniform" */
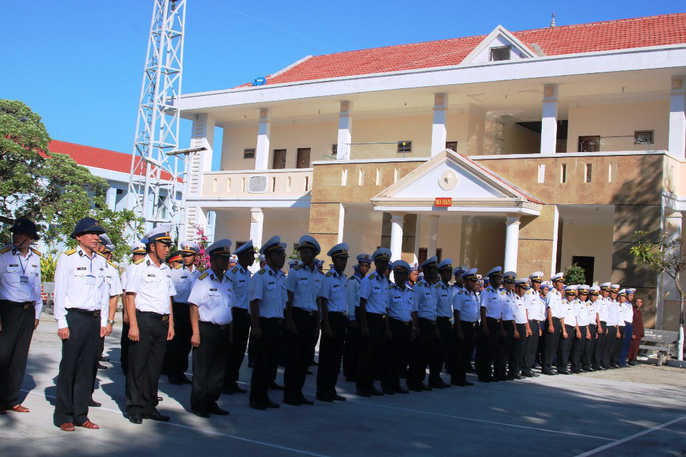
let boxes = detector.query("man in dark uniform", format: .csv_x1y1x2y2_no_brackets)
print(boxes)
0,218,42,414
408,256,440,391
53,218,109,431
475,267,503,382
432,258,454,388
248,236,287,410
224,240,256,394
451,268,479,386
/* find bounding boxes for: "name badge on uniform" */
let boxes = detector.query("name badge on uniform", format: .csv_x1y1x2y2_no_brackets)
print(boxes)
20,275,29,284
298,277,309,285
86,275,96,285
392,295,401,303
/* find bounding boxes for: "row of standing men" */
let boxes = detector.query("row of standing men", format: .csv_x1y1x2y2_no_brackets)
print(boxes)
0,217,644,430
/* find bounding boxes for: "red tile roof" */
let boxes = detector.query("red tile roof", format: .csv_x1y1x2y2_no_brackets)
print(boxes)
263,13,686,85
48,140,176,181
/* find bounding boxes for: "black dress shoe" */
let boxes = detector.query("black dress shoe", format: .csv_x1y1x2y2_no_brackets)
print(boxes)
89,399,102,408
477,377,492,383
143,410,170,421
157,396,164,402
192,409,210,418
541,369,555,375
316,393,334,402
97,363,108,370
264,399,280,409
428,379,447,389
394,386,409,394
128,414,143,424
168,376,183,385
382,388,395,395
357,389,372,397
250,401,267,411
557,370,569,375
181,375,193,384
269,382,284,391
420,383,433,391
331,393,347,401
298,395,314,405
370,387,384,396
283,397,301,406
99,356,110,362
462,381,474,386
407,384,423,392
231,383,247,394
209,403,230,415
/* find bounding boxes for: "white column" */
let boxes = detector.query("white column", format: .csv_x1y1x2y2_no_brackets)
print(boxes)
255,108,271,170
337,203,345,243
390,214,404,261
540,84,558,155
106,187,117,210
504,216,521,273
413,214,421,265
428,215,439,258
669,76,686,158
337,101,352,161
550,205,560,278
249,208,264,273
431,93,448,156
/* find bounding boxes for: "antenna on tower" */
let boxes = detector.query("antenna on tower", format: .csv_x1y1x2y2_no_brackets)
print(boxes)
128,0,190,235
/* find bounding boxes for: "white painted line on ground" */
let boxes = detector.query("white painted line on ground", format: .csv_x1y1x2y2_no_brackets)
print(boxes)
346,399,614,441
575,415,686,457
20,390,331,457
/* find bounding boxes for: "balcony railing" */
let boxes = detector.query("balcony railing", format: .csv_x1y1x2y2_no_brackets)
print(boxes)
201,168,312,199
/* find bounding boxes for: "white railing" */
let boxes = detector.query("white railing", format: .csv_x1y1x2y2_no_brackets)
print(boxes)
201,168,313,199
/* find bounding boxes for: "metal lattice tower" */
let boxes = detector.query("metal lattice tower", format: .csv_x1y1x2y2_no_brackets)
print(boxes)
129,0,187,233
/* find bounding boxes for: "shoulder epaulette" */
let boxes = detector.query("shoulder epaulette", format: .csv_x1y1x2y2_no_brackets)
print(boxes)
30,247,41,256
231,266,239,273
435,283,442,289
65,248,77,256
96,251,106,258
458,289,464,295
500,290,506,295
134,258,145,265
367,274,375,280
326,271,333,277
294,264,303,271
0,245,12,254
198,272,209,280
258,269,266,275
106,260,117,268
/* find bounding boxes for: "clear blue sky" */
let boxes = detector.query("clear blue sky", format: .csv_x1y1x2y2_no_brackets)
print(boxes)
2,0,683,164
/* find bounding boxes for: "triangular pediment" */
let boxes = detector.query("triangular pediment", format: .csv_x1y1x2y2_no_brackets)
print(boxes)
372,150,542,215
462,25,537,65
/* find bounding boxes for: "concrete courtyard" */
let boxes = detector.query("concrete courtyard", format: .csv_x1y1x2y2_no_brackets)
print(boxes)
2,316,686,457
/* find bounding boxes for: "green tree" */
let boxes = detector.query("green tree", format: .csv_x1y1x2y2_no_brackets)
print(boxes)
564,264,587,286
0,99,142,262
630,230,685,361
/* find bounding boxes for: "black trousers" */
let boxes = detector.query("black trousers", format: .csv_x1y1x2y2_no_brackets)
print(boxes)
571,326,587,370
225,307,251,387
451,321,477,383
408,318,436,387
316,312,346,396
356,312,386,392
0,301,35,409
342,316,359,380
611,326,625,366
557,324,575,371
476,317,500,379
163,301,191,378
121,321,131,375
584,325,597,369
495,320,514,379
284,307,319,400
509,323,527,376
191,322,231,413
250,318,282,403
603,325,618,367
383,318,412,390
54,311,100,426
594,321,607,368
430,317,452,380
523,320,541,372
126,312,168,416
543,318,562,372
